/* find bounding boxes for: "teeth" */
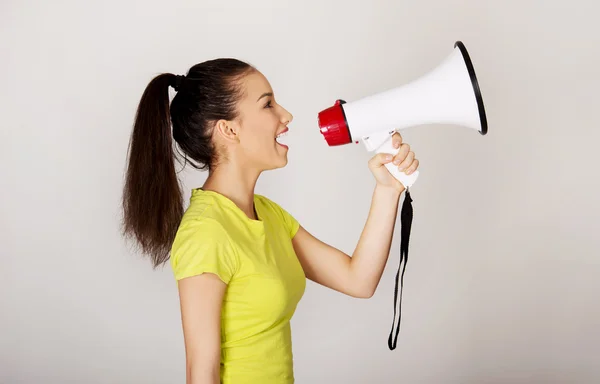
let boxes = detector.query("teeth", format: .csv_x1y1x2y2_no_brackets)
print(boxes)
276,131,288,141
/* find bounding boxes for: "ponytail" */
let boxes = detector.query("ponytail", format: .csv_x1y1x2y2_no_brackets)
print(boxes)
122,73,183,268
122,59,255,268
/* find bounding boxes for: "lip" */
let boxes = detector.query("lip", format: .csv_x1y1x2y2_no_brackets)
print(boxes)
275,127,289,137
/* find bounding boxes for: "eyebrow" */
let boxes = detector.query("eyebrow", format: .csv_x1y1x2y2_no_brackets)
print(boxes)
257,92,273,102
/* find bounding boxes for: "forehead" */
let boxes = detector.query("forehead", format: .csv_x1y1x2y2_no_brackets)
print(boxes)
240,71,272,99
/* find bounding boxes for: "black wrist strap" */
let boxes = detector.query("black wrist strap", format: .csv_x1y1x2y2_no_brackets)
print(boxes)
388,188,413,350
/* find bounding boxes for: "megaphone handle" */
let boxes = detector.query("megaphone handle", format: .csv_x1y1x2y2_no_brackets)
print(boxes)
376,134,420,190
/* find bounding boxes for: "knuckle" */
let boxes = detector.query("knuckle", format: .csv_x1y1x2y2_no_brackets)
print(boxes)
374,153,387,163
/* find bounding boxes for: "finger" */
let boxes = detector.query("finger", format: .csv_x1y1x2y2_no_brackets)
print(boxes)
369,152,394,168
391,132,403,149
405,159,419,175
392,143,410,165
397,151,415,171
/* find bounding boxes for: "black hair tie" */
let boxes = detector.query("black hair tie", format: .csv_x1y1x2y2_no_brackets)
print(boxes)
171,75,185,92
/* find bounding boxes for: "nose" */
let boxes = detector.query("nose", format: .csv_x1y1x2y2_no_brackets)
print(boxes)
280,106,293,125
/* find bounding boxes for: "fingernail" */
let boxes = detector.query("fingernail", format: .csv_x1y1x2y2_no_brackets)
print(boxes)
386,155,393,161
394,159,401,165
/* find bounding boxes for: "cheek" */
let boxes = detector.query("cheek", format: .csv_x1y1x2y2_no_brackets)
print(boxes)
242,123,276,155
250,115,279,145
239,111,281,155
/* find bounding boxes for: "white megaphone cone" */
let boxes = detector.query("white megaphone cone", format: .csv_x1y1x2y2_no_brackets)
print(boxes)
318,41,488,189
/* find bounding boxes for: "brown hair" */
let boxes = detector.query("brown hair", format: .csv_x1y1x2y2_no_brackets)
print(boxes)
121,58,254,268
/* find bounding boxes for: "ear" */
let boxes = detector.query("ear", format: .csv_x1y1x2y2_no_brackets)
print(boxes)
213,119,240,143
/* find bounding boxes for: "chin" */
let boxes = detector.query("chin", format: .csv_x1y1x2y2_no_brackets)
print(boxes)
266,153,288,171
278,157,288,168
274,157,288,170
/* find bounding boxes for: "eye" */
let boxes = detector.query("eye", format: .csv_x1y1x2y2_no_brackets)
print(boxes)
264,100,273,109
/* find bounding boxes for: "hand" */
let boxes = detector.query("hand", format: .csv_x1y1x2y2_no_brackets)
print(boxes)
367,132,419,193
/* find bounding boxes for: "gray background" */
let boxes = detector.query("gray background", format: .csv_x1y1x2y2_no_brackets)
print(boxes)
1,0,599,383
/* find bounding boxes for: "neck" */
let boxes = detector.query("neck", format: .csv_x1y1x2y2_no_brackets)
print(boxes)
202,162,261,220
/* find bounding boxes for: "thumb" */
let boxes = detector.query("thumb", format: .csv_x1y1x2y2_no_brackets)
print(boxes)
368,152,394,169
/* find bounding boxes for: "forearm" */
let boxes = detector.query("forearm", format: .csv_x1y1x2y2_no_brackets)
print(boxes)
350,184,402,297
187,360,220,384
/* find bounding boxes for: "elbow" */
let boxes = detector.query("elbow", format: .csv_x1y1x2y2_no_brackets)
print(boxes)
352,286,376,299
361,289,376,299
345,276,378,298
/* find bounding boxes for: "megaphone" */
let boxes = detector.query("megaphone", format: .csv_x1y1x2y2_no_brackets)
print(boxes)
317,41,488,351
318,41,488,189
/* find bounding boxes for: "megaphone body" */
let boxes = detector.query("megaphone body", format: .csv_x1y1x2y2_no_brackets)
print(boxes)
318,41,488,189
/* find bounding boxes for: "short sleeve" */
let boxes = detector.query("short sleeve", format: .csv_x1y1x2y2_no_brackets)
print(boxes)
284,207,300,238
260,196,300,239
170,218,239,284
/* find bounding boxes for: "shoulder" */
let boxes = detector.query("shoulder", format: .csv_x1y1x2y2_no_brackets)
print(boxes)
254,194,290,218
170,215,239,283
255,194,300,238
171,215,233,265
175,215,229,243
172,191,235,257
179,189,237,232
254,193,279,210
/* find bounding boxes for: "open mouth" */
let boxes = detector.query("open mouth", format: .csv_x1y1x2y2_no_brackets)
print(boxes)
275,127,289,147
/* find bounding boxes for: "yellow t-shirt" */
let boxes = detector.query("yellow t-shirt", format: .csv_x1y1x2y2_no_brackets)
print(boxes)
170,188,306,383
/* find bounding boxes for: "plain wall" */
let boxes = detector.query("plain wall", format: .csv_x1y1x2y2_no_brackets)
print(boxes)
1,0,599,383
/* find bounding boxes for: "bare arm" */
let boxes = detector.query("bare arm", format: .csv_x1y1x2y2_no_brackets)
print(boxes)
177,273,225,384
292,132,418,299
293,185,401,298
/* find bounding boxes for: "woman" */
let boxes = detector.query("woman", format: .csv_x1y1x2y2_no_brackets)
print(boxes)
121,58,419,384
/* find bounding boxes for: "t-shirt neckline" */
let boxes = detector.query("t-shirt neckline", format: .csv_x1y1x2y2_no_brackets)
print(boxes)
192,188,264,225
